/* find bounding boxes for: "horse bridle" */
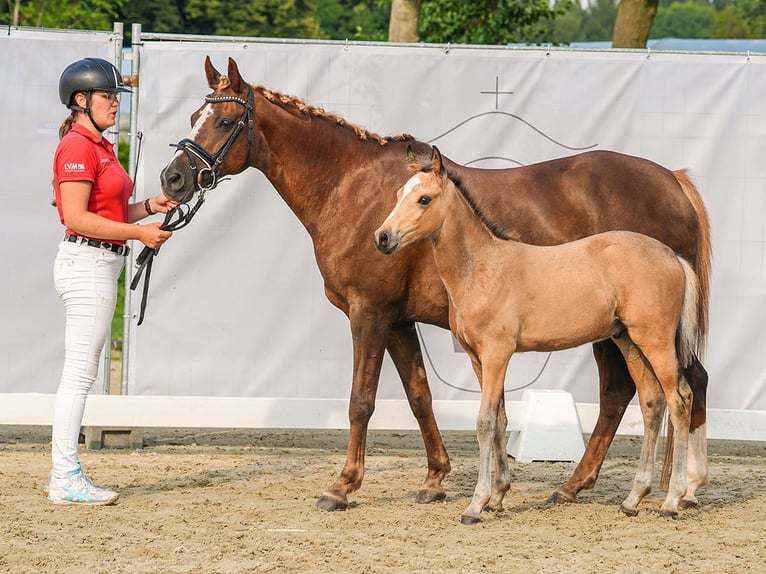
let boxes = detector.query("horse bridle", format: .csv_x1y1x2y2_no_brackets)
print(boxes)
170,82,255,198
130,83,255,325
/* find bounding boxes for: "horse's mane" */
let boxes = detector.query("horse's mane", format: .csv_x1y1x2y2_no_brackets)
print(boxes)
413,161,518,241
253,84,415,146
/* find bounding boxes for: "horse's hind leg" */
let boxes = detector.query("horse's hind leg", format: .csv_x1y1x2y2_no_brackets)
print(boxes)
681,357,708,509
548,340,636,504
386,321,451,504
612,336,666,516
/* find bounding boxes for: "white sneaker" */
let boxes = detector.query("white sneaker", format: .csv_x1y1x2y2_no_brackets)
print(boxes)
46,463,119,506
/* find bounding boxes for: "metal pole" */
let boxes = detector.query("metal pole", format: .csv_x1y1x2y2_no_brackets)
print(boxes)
121,22,142,396
99,21,124,395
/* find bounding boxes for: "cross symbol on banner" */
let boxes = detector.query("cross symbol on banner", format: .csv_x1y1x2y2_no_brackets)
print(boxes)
480,76,514,109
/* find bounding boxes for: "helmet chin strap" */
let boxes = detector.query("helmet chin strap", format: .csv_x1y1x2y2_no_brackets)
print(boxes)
70,93,107,133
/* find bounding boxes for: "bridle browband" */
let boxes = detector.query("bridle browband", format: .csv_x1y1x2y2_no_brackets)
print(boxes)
170,83,255,197
130,83,255,325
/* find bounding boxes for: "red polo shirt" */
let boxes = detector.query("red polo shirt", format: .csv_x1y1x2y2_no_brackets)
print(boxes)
53,123,133,245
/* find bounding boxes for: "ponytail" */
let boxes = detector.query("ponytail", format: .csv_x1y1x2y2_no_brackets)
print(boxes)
58,112,76,140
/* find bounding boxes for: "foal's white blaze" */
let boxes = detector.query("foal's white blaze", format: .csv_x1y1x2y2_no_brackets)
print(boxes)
380,174,424,226
170,103,215,162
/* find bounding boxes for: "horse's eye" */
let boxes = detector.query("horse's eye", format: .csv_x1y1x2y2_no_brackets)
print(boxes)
218,118,234,129
418,196,431,206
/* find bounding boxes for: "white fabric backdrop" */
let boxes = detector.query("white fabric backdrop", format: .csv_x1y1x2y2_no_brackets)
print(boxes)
129,40,765,410
0,28,118,394
1,31,763,414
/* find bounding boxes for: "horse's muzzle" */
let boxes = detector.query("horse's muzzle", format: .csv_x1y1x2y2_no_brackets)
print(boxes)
374,230,399,255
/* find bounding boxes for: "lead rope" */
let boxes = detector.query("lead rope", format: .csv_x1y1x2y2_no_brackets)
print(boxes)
130,196,206,325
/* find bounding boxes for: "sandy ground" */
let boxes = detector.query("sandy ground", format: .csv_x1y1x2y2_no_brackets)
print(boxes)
1,425,765,574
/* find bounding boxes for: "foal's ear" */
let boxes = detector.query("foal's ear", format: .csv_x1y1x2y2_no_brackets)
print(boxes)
227,57,243,92
204,56,221,90
431,146,445,176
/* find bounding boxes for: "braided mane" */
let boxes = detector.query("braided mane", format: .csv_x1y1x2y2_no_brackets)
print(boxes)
254,84,414,146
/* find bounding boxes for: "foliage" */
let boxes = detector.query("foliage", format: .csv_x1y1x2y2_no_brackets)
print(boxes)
551,0,618,44
7,0,122,29
419,0,564,45
650,1,716,38
316,0,392,41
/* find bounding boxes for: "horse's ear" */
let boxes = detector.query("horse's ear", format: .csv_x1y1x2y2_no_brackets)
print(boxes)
227,57,243,92
431,146,444,176
204,56,221,90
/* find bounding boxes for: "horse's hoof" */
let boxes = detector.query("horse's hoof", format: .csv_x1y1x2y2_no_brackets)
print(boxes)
316,493,348,512
678,498,699,511
483,503,504,513
659,508,679,519
619,504,639,517
546,490,578,505
460,514,481,525
415,487,447,504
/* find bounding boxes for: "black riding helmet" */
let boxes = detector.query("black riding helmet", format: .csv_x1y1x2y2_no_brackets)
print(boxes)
59,57,130,132
59,57,130,107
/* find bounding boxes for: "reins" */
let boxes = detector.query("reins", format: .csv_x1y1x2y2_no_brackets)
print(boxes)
129,84,254,325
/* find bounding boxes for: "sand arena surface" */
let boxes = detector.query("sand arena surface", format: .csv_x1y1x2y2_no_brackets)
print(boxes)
2,426,765,573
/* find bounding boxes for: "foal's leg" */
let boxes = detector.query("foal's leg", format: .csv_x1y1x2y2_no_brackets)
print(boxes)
654,368,692,516
548,340,636,504
386,321,451,504
317,304,391,511
612,337,666,516
462,354,510,525
486,394,511,512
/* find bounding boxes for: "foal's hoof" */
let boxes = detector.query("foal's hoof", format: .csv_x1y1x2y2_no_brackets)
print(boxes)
415,486,447,504
316,492,348,512
460,514,481,525
546,490,578,506
619,504,639,517
678,497,699,511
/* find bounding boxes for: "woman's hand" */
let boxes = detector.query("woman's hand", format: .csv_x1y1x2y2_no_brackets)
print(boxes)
147,194,179,215
138,222,173,249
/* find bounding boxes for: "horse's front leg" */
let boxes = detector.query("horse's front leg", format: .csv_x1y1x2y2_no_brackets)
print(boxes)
386,322,450,504
548,340,635,504
485,394,511,513
462,352,510,524
316,305,391,512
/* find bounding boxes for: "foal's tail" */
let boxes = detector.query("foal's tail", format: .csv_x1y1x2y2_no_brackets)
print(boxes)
672,169,711,360
676,257,700,369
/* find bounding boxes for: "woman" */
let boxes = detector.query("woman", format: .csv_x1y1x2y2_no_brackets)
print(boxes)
47,57,176,505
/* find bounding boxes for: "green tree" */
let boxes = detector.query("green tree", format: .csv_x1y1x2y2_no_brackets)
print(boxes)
183,0,326,38
650,1,716,38
317,0,391,41
6,0,121,29
118,0,184,35
419,0,563,45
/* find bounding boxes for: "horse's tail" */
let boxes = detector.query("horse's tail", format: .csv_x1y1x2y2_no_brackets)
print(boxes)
672,169,711,360
676,257,700,369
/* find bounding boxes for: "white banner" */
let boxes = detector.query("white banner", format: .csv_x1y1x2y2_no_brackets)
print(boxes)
128,40,765,411
1,31,764,416
0,28,119,394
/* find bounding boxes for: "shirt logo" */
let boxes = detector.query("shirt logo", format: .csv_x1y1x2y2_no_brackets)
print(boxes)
64,162,86,173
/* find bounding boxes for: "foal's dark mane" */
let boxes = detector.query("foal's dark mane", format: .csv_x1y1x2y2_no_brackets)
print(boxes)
253,84,414,146
418,165,517,241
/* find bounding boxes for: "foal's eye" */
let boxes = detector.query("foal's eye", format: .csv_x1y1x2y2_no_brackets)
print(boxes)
418,196,431,206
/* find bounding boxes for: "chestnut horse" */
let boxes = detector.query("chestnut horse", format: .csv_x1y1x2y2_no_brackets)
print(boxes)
159,56,712,512
375,146,699,523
